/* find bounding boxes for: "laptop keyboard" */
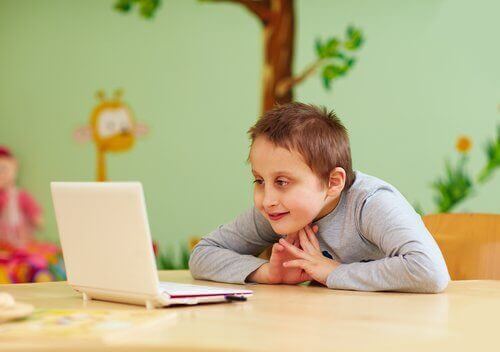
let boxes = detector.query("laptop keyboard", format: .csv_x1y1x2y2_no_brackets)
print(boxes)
159,281,251,297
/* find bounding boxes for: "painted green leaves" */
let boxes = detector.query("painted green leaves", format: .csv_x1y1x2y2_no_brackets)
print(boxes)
433,155,473,213
114,0,161,18
315,26,364,89
478,124,500,183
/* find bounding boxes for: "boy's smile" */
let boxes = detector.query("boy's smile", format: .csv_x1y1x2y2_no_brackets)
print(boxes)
249,136,342,235
267,212,289,221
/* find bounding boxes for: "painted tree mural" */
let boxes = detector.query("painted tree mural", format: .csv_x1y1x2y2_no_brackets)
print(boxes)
114,0,364,113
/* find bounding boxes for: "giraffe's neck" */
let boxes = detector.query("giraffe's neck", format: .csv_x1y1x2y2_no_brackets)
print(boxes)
97,148,107,182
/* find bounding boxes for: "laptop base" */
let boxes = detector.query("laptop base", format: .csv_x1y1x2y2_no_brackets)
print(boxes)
75,285,247,309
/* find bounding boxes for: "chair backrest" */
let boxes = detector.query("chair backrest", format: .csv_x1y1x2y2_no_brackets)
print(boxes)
422,213,500,280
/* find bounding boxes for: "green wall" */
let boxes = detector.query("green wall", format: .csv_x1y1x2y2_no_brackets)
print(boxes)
1,0,498,247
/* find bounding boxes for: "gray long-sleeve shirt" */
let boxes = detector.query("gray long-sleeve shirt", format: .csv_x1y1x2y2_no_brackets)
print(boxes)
189,171,450,293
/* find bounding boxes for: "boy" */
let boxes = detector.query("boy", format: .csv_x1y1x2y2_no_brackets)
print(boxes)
189,103,449,293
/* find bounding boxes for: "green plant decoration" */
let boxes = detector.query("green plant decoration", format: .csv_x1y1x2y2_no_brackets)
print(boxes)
419,124,499,215
432,146,473,213
477,124,500,184
156,242,192,270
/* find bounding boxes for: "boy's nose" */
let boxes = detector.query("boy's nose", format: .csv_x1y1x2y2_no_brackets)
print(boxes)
262,191,279,208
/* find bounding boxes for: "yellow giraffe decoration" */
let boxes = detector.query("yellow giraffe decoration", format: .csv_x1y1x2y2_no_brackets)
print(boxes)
74,90,148,181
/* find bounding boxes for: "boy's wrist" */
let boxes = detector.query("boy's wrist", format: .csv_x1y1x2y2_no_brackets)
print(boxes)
247,262,272,284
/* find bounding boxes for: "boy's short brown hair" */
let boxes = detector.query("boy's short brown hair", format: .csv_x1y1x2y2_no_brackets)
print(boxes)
248,102,356,190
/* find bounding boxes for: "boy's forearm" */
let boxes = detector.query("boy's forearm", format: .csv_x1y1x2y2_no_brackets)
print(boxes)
189,244,269,284
189,207,280,284
326,254,450,293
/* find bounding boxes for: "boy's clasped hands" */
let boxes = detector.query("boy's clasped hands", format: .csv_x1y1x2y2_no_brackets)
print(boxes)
254,225,341,286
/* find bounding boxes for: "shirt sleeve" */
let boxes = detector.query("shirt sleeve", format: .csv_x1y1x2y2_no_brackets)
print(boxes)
326,189,450,293
189,207,280,284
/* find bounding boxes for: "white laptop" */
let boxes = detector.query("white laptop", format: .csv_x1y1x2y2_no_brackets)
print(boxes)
51,182,252,309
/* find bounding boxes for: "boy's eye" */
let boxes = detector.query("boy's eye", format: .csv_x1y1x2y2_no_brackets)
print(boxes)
276,179,288,187
252,179,288,187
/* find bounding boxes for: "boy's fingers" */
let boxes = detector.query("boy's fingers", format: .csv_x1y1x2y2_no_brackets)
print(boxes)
312,225,319,233
283,259,308,269
283,233,301,248
305,226,321,250
279,238,311,260
299,271,313,282
299,229,316,253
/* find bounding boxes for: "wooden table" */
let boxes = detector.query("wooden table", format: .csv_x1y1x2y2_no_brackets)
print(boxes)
0,270,499,351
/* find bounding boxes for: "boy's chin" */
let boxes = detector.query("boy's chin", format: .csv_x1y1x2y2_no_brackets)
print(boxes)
269,221,308,236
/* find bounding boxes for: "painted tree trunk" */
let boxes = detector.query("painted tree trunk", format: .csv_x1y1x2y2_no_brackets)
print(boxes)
261,0,295,114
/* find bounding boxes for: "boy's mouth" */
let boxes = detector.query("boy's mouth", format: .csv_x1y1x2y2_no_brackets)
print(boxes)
267,212,289,221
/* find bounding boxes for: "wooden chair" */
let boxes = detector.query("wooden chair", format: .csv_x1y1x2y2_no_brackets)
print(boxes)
423,213,500,280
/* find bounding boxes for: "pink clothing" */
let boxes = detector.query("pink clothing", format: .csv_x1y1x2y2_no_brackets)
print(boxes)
0,187,41,248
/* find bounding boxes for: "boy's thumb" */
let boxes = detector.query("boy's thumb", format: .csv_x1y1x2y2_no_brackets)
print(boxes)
272,243,284,253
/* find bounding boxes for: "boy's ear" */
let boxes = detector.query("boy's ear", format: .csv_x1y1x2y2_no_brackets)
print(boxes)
326,167,346,196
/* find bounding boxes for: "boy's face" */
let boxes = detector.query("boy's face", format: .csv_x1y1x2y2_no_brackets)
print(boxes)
249,136,340,235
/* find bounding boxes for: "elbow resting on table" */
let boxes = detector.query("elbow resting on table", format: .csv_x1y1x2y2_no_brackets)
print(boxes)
419,265,450,293
425,271,449,293
188,245,204,280
406,254,450,293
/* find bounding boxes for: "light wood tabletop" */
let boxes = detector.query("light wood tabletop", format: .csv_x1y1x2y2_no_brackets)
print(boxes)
0,270,499,351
